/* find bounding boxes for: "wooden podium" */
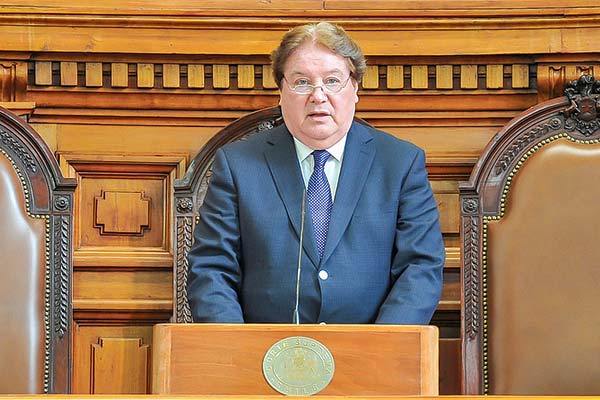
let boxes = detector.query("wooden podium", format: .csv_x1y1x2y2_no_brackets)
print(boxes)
152,323,438,396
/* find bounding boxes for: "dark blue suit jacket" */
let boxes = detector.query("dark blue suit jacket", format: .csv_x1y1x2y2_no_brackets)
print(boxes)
187,121,445,324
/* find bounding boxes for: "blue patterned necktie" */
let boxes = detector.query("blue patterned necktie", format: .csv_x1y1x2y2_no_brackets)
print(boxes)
307,150,333,259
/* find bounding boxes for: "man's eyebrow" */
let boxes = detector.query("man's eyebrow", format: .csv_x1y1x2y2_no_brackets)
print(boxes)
288,68,345,77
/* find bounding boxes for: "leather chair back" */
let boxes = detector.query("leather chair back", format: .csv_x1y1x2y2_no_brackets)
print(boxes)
460,74,600,395
0,107,76,393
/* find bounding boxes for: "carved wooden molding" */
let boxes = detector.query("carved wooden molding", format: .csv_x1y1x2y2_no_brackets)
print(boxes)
28,60,535,91
58,152,186,268
175,216,193,323
52,215,71,339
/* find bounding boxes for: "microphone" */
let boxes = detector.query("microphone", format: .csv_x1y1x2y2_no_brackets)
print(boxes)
292,189,306,324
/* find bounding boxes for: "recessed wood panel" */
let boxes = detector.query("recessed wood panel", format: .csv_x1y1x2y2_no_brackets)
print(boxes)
95,191,150,235
80,173,165,247
73,270,171,301
73,324,154,394
92,338,149,394
59,153,185,267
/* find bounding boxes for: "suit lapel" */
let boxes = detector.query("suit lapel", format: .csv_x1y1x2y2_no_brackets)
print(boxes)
263,125,321,267
321,122,375,265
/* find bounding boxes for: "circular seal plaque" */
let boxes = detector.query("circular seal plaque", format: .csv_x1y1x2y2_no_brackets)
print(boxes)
262,336,335,396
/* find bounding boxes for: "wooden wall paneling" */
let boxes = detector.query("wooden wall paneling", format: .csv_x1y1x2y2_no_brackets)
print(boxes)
3,2,600,395
237,65,255,89
386,65,404,89
536,63,598,101
58,153,186,267
411,65,429,89
362,65,379,89
262,65,277,89
111,63,129,88
511,64,529,89
212,64,230,89
91,338,149,394
0,61,28,102
137,63,155,88
485,65,504,89
73,324,154,394
439,338,462,395
60,62,77,86
162,64,180,89
187,64,205,88
460,65,478,89
73,270,172,318
85,63,103,87
34,61,52,86
436,65,453,89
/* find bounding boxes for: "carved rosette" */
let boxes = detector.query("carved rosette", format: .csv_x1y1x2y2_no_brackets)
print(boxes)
54,195,70,212
176,197,193,214
176,216,193,323
462,197,479,215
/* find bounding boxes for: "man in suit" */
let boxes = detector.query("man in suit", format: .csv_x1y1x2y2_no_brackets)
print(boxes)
187,22,445,324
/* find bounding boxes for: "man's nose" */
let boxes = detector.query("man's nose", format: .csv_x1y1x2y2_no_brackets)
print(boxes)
309,86,327,102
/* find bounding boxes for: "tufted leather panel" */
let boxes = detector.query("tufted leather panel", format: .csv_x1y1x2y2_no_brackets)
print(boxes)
486,138,600,394
0,153,47,393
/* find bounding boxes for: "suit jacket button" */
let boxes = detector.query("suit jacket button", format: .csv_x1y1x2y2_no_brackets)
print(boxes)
318,270,329,280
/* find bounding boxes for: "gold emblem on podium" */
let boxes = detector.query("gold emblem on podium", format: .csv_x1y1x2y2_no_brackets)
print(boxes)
262,336,335,396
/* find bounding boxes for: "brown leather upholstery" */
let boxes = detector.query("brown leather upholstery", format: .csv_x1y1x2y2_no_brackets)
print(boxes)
0,155,47,393
460,74,600,395
0,106,76,393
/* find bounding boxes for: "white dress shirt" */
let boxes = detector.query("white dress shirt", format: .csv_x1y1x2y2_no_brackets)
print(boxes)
293,135,347,201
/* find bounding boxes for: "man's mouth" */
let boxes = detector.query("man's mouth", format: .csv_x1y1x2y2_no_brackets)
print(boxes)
308,111,330,118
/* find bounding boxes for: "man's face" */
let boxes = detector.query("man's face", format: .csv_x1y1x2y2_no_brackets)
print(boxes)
279,41,359,150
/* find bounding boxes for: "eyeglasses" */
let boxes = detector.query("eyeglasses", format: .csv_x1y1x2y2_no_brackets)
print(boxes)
283,76,352,95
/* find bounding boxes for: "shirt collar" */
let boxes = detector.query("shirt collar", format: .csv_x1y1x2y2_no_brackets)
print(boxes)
293,134,347,163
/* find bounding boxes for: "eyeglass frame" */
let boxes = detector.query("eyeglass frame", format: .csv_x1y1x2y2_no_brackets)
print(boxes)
282,75,353,95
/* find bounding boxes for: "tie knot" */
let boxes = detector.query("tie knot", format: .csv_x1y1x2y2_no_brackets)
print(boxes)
312,150,331,170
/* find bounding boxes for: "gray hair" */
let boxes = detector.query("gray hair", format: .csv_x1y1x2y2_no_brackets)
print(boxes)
270,21,367,88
